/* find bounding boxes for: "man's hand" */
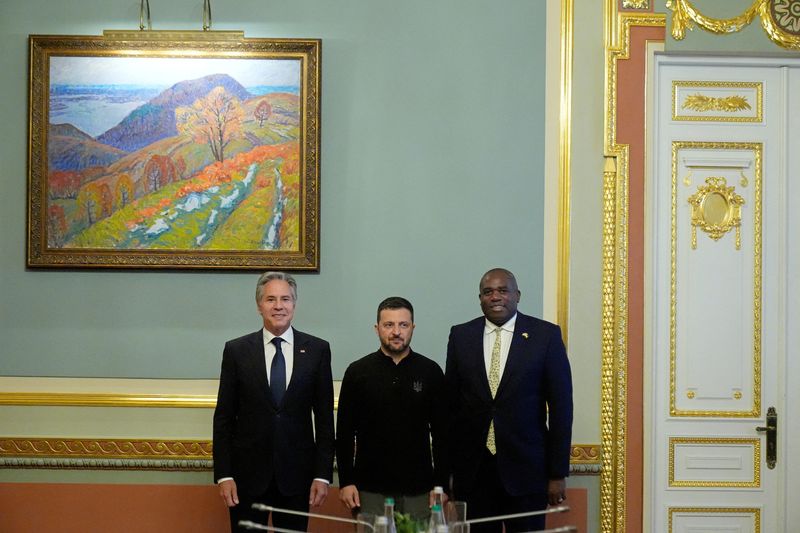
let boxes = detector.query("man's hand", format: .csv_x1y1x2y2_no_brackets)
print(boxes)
547,478,567,506
339,484,360,510
309,479,329,507
219,479,239,507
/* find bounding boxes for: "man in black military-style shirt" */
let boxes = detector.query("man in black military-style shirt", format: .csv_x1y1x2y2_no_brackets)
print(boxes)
336,297,448,521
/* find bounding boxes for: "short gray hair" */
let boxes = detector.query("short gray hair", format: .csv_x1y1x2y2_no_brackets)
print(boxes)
256,272,297,302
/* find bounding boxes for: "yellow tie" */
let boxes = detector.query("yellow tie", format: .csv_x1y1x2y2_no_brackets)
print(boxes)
486,327,502,454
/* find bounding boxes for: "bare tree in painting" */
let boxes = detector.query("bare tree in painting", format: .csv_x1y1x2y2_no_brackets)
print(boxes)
176,86,244,163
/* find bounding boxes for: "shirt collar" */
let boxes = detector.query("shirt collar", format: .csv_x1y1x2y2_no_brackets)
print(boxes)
484,313,517,335
263,326,294,345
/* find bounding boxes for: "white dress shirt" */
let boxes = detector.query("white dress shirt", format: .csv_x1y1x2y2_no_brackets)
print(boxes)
264,327,294,387
483,313,517,385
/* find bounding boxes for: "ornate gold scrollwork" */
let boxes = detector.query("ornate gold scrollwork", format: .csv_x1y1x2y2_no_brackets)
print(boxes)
688,177,745,249
622,0,649,9
682,94,751,113
668,0,800,50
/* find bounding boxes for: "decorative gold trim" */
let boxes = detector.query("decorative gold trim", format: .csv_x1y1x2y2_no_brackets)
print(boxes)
0,391,341,411
668,437,761,487
672,81,763,123
687,177,745,250
570,443,602,463
0,392,217,408
0,437,600,473
668,507,761,533
668,0,800,50
683,95,751,113
622,0,650,10
602,11,667,533
670,142,762,418
558,0,574,345
0,438,211,460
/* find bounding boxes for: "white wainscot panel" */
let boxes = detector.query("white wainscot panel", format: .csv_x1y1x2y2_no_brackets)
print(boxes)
669,438,759,487
669,507,759,533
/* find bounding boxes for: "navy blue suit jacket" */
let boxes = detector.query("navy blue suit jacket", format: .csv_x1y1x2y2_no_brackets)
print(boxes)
212,328,335,499
445,313,573,496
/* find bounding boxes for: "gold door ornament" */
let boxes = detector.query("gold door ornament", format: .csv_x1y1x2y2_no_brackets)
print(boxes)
688,177,745,249
668,0,800,50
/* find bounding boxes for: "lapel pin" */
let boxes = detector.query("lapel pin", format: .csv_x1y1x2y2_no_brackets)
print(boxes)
300,349,306,353
522,332,529,339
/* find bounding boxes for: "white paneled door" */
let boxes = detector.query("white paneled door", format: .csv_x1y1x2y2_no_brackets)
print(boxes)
649,56,800,533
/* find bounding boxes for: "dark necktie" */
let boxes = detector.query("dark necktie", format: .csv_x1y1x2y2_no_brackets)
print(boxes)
270,337,286,404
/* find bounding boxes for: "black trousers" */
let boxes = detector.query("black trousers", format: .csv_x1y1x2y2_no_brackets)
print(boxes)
456,449,548,533
229,477,309,532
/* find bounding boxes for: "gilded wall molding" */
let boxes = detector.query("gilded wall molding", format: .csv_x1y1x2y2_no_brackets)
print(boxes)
558,0,574,343
0,391,341,410
668,0,800,50
0,437,600,474
0,438,212,471
602,10,666,533
0,391,217,408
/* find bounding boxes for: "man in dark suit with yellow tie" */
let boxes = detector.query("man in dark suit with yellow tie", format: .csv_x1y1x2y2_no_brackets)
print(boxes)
445,268,573,533
213,272,335,532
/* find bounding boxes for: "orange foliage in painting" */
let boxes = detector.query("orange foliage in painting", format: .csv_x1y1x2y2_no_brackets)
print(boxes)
129,142,299,226
49,170,83,199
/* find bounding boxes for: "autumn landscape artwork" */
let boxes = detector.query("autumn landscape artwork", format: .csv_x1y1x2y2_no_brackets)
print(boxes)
28,36,320,269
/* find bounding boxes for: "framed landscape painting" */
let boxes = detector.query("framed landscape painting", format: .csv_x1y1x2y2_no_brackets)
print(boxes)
27,32,320,270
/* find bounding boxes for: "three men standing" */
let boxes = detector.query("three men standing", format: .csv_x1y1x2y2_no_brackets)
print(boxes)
213,269,572,532
213,272,335,532
336,297,448,521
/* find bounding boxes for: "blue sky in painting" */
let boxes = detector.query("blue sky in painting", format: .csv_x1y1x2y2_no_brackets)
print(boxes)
48,57,301,137
50,56,300,87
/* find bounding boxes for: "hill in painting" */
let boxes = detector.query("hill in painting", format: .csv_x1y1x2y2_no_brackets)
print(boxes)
96,73,252,153
48,123,126,172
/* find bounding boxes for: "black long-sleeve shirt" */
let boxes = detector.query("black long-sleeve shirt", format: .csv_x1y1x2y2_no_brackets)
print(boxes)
336,350,448,494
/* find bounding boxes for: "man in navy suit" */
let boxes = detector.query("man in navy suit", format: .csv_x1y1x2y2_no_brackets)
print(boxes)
213,272,335,532
445,268,573,532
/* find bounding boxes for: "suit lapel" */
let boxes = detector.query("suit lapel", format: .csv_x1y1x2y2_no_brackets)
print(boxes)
467,319,493,400
496,314,533,398
285,328,310,400
247,330,274,407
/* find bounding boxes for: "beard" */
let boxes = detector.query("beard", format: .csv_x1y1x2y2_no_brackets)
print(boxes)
380,336,410,356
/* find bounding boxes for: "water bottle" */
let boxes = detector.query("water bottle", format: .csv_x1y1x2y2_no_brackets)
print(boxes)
428,503,447,533
432,486,445,509
374,515,390,533
383,497,398,533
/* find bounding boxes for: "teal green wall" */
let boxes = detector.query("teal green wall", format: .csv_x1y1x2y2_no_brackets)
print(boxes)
0,0,547,378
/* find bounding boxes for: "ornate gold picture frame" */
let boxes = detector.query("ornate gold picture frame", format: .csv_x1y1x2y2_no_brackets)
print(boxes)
27,32,320,270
